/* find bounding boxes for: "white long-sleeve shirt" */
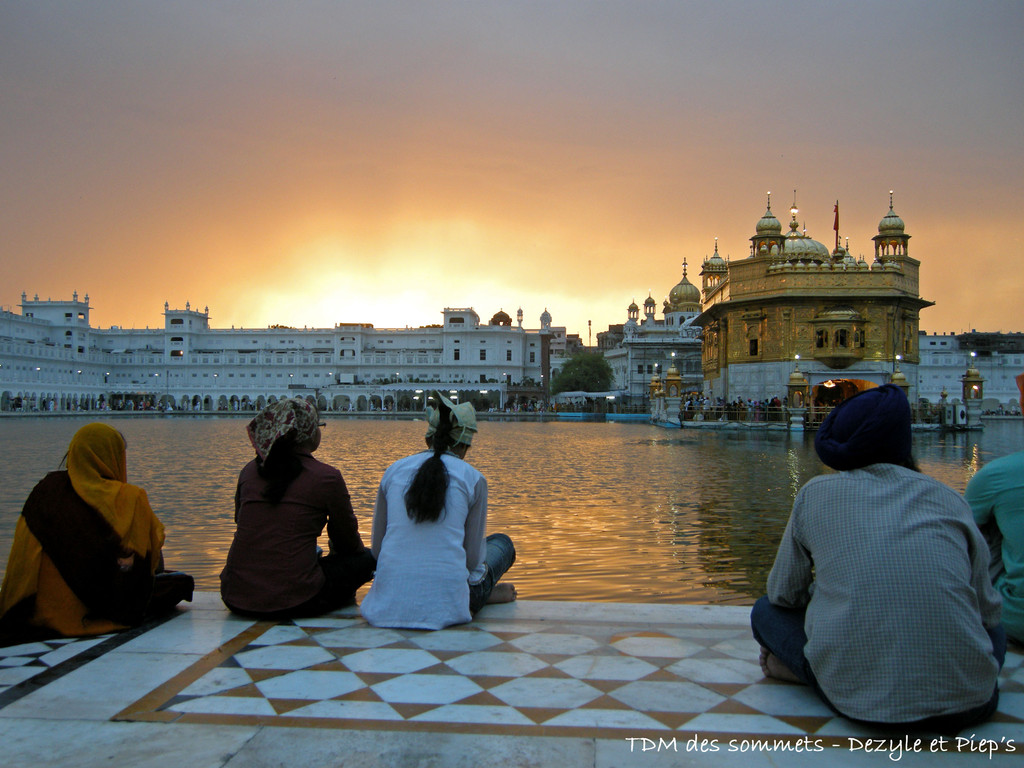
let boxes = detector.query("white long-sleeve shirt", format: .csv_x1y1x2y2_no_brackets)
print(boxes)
361,451,487,630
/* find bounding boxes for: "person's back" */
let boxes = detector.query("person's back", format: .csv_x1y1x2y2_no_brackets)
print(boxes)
220,398,373,618
361,451,486,629
966,449,1024,644
774,463,999,721
361,392,515,631
753,384,1005,730
0,423,192,643
223,451,347,612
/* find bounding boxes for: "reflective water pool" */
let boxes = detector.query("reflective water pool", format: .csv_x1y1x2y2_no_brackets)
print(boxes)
0,416,1020,604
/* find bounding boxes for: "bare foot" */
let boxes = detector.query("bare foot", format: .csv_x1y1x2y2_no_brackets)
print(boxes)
486,582,517,604
758,645,803,683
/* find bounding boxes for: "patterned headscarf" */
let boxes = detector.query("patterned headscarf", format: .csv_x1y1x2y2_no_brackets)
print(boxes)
247,398,320,461
425,392,477,447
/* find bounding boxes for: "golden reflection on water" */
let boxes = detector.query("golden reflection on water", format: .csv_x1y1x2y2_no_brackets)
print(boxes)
0,417,1020,605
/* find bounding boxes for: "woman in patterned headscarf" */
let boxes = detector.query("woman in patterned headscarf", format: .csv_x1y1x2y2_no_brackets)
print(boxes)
220,398,375,618
0,423,193,643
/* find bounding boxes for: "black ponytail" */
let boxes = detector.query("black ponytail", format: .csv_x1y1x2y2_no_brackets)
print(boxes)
256,435,303,503
405,396,454,522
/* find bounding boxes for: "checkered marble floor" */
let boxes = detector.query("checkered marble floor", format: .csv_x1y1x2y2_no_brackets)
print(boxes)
103,600,1024,749
0,633,116,705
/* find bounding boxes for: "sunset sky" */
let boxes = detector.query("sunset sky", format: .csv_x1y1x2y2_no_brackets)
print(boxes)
1,2,1021,340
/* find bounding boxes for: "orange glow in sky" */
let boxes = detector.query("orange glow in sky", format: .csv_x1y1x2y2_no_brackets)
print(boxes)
1,2,1022,338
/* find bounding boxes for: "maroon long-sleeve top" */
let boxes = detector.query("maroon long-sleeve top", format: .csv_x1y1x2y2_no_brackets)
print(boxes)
220,451,366,613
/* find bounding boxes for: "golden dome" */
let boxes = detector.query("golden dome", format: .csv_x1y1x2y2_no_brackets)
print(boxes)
666,263,701,313
756,202,782,235
878,196,905,236
783,217,830,261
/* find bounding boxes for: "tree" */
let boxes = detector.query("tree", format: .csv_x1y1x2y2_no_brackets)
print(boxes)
551,351,613,395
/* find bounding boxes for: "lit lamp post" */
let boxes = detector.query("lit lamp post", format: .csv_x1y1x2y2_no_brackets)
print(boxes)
961,351,985,430
787,355,809,432
890,354,910,402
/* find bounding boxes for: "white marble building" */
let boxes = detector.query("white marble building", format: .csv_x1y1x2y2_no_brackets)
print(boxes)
917,331,1023,412
0,293,571,412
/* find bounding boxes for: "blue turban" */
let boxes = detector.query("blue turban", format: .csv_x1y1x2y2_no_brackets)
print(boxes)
814,384,913,470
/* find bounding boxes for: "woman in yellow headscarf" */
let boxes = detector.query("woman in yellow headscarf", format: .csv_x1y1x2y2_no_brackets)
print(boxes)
0,423,193,643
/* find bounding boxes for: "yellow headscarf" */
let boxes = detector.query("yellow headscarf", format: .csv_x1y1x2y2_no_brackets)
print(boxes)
66,423,164,559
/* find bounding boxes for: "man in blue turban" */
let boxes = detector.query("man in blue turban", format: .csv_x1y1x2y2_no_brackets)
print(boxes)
751,384,1006,731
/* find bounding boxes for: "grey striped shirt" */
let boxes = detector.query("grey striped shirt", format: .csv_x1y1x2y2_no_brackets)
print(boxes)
768,463,1002,722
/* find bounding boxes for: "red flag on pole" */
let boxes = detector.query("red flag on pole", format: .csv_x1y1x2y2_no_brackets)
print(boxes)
833,201,840,249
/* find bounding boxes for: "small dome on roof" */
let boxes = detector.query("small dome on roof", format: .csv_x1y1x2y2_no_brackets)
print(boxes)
783,217,830,261
489,310,512,326
878,194,905,235
666,263,701,313
703,240,728,271
756,202,782,235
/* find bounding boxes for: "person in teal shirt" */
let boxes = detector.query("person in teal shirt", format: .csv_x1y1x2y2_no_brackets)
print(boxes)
966,450,1024,645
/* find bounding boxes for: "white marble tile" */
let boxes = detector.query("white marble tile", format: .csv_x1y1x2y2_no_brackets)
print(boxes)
292,616,363,629
410,703,535,725
663,627,749,642
611,635,703,659
255,669,364,700
234,644,335,671
169,695,278,716
1004,665,1024,686
0,642,51,657
509,632,601,655
220,724,596,768
544,707,668,730
711,635,763,660
370,673,483,704
0,656,31,668
609,680,726,713
117,612,254,655
339,647,439,674
667,657,764,684
0,718,259,768
179,667,253,696
314,626,406,649
733,682,834,717
996,691,1024,720
555,654,660,681
248,625,308,646
682,712,807,735
444,650,548,677
963,718,1024,746
38,635,109,666
0,666,43,686
181,591,233,612
472,620,553,634
0,651,200,720
488,677,603,708
282,699,404,721
409,629,503,652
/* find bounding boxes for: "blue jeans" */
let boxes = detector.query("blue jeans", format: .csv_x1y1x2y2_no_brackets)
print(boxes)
469,533,516,614
750,595,1007,732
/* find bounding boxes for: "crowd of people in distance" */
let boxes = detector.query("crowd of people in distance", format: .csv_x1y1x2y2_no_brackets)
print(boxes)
1,385,1021,734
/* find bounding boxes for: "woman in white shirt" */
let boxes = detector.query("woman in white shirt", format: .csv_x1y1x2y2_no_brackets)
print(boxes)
361,393,516,630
